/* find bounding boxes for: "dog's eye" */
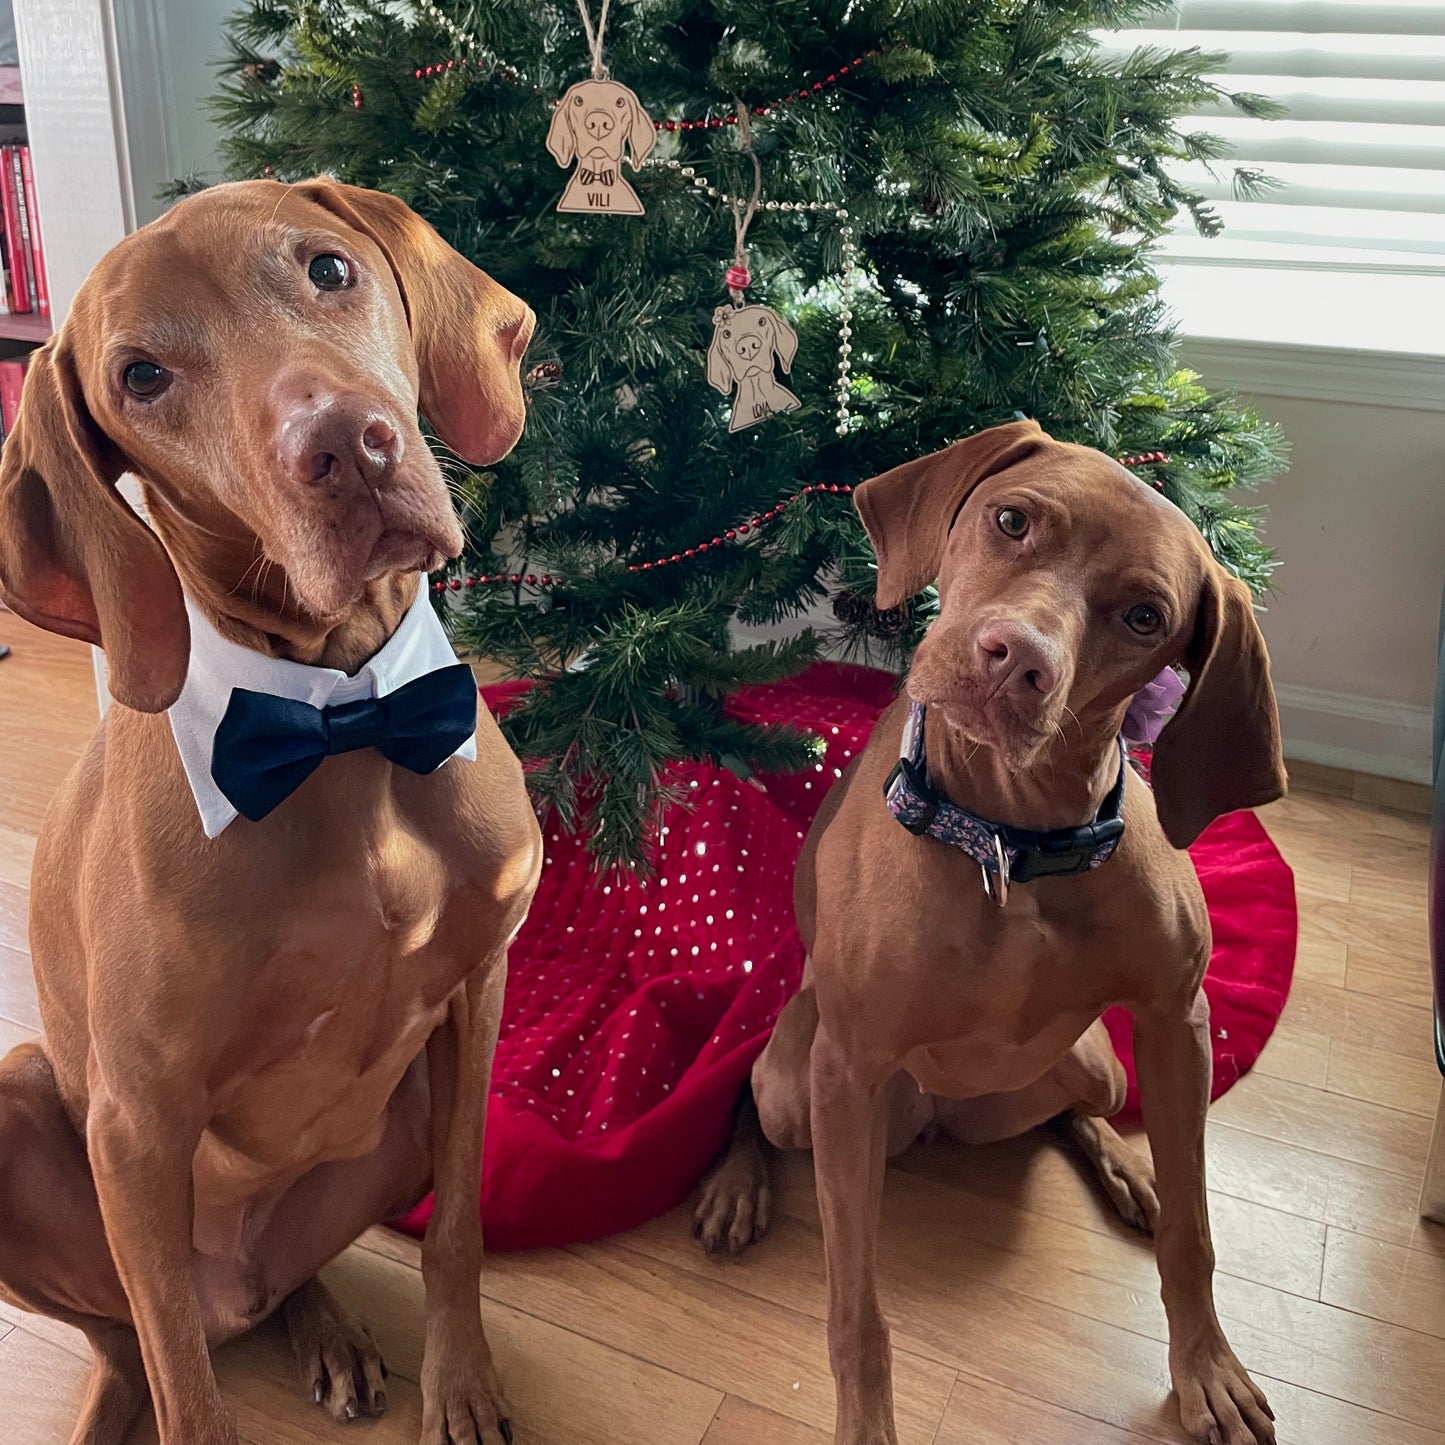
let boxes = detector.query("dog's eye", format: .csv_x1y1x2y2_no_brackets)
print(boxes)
1124,603,1163,635
616,97,626,107
996,508,1029,539
308,254,351,291
122,361,170,399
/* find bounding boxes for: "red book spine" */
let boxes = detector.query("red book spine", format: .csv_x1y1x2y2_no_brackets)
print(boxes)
9,149,37,311
0,149,30,314
18,148,48,317
0,358,27,434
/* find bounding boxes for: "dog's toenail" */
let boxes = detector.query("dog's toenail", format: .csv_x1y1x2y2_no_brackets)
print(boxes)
499,1420,514,1444
374,1391,387,1412
346,1400,358,1419
314,1381,325,1403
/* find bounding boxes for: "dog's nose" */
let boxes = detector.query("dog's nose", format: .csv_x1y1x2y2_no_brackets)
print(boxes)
735,335,761,359
975,621,1060,697
281,397,403,492
585,111,615,138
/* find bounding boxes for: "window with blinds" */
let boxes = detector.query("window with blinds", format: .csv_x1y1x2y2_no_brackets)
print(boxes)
1103,0,1445,274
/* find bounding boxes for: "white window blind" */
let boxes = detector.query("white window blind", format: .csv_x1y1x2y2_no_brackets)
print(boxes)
1104,0,1445,274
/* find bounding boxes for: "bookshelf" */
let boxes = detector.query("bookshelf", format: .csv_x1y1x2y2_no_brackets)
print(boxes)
0,309,46,342
0,19,49,363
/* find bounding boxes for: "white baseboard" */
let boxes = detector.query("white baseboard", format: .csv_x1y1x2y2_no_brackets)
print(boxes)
1275,682,1433,785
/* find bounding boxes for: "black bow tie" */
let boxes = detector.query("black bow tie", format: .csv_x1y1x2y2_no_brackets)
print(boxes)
210,663,478,823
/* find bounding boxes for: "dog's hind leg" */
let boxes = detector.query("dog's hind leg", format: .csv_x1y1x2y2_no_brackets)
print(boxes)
693,1082,775,1256
0,1043,149,1445
692,982,820,1256
937,1018,1158,1232
69,1324,149,1445
1052,1112,1159,1234
281,1277,388,1424
0,1044,131,1324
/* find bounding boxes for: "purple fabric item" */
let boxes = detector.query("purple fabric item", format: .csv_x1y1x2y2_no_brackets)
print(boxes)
1123,666,1186,747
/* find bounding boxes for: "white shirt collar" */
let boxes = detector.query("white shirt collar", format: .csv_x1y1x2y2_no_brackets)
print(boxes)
168,577,477,837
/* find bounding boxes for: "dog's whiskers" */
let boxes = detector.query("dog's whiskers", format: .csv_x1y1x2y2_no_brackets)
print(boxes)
228,547,268,600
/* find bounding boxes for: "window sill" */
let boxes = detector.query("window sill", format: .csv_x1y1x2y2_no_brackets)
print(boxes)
1161,264,1445,411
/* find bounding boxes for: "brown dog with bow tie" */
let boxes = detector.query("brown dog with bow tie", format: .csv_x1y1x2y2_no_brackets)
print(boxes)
0,180,539,1445
696,421,1286,1445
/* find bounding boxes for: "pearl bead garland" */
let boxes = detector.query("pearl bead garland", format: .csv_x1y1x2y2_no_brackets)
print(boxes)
654,157,857,434
408,0,542,91
413,0,479,57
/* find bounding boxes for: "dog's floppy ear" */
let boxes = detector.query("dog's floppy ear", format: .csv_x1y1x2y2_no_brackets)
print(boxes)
767,312,800,374
296,179,535,465
624,91,657,168
706,311,735,395
854,419,1048,609
546,87,579,167
0,339,188,712
1151,565,1286,848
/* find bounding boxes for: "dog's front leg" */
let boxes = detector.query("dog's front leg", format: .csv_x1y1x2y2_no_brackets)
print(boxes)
811,1021,897,1445
86,1088,236,1445
1135,989,1275,1445
421,957,511,1445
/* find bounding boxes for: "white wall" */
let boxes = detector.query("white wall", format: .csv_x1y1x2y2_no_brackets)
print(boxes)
1181,339,1444,784
114,0,235,227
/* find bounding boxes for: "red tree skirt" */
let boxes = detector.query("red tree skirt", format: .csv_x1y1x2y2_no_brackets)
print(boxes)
395,663,1297,1251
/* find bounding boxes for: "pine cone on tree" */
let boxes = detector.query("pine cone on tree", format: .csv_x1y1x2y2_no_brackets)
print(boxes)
240,56,281,87
866,605,910,641
831,588,872,628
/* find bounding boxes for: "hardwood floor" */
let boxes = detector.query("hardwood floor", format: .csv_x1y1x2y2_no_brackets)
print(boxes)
0,607,1440,1445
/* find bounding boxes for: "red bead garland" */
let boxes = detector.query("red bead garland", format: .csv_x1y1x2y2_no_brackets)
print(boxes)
653,45,906,130
431,483,854,594
404,44,907,127
412,54,528,87
430,453,1172,594
1119,449,1170,489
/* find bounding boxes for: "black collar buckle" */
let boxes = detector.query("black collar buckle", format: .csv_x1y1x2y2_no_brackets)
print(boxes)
1005,815,1125,882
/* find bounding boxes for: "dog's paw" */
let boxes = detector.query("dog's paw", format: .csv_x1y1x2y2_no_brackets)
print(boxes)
421,1340,514,1445
692,1149,772,1257
1094,1138,1160,1235
283,1279,388,1423
1061,1114,1160,1235
1172,1338,1276,1445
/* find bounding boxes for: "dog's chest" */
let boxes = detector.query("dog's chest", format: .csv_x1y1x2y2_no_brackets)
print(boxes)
876,895,1123,1099
196,817,501,1194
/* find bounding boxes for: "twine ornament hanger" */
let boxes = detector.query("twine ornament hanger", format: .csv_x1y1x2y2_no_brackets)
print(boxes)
575,0,612,81
726,105,764,303
655,146,857,435
704,105,804,432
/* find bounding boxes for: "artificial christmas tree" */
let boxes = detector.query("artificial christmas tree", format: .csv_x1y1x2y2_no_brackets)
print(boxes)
210,0,1286,866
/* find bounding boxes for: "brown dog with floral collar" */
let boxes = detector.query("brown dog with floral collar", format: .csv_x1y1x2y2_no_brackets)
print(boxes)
696,420,1286,1445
